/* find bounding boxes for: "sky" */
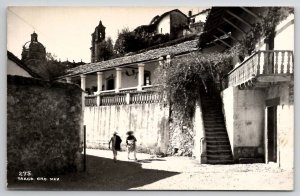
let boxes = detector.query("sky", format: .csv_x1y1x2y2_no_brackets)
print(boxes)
7,6,207,63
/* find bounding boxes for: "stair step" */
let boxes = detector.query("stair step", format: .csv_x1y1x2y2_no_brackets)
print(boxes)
207,145,231,150
207,149,232,154
205,131,228,135
204,113,223,116
207,159,234,164
206,136,229,141
207,154,233,159
204,124,225,128
206,141,230,145
205,127,226,131
203,117,224,120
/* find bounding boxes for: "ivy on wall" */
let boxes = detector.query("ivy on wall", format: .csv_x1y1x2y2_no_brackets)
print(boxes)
239,7,294,56
156,7,294,123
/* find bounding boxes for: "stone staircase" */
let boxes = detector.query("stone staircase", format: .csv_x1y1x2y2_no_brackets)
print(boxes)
200,93,234,164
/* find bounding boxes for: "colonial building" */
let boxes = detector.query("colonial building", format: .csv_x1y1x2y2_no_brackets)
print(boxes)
21,32,48,79
59,38,199,154
59,7,294,170
198,7,294,169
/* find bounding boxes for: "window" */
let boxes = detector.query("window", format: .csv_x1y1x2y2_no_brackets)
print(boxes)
144,72,151,85
107,78,114,90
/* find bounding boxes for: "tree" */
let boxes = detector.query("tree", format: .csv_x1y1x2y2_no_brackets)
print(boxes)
114,27,171,55
95,37,115,61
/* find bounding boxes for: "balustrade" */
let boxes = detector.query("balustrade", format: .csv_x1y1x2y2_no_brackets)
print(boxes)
85,95,97,107
84,87,161,106
227,50,293,87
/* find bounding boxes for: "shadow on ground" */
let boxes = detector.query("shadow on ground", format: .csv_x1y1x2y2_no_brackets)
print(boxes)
8,155,179,190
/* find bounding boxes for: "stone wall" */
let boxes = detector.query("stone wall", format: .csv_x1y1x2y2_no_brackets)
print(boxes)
7,75,83,180
84,103,169,155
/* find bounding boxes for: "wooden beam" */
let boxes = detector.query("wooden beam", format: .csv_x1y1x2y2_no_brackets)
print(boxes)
226,10,252,28
210,40,224,48
213,35,232,48
217,28,239,41
223,17,247,35
240,7,261,20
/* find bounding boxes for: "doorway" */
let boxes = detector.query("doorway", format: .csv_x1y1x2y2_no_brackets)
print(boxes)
267,106,277,162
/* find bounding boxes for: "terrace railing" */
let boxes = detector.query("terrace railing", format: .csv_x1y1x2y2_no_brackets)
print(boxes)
227,50,294,88
84,85,161,106
85,95,97,106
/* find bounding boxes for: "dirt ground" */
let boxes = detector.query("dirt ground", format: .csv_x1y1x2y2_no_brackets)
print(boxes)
8,149,293,191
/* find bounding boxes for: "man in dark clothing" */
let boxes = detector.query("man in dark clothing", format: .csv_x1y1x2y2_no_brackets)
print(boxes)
109,132,122,162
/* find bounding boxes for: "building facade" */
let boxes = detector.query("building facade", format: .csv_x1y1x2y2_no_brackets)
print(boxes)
59,39,199,154
199,7,294,169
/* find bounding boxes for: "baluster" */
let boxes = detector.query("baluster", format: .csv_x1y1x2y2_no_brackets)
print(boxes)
291,52,294,73
234,72,236,86
142,93,144,104
257,52,261,75
280,51,285,74
274,51,279,74
246,61,250,80
287,51,291,73
240,69,243,84
263,51,268,74
270,51,274,74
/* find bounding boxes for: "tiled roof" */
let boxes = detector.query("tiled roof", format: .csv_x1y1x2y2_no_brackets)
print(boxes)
65,39,199,77
7,51,43,79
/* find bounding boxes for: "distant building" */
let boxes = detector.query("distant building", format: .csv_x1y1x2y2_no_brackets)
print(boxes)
90,20,106,63
150,9,189,39
21,32,48,79
188,9,210,34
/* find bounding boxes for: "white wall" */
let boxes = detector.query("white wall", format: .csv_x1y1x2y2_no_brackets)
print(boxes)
193,99,205,162
194,12,208,23
222,87,265,160
84,103,169,154
266,82,294,170
157,15,170,35
274,14,294,51
7,59,32,78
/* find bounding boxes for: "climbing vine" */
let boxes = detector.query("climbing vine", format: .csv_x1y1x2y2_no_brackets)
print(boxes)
156,7,294,123
239,7,294,56
155,44,241,122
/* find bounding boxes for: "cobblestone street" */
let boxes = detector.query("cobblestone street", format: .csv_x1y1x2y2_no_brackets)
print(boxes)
8,149,293,190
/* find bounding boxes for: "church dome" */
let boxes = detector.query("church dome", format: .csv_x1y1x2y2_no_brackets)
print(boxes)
21,32,46,62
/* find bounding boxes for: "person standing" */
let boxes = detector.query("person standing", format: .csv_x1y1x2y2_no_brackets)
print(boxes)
126,131,137,161
108,131,122,163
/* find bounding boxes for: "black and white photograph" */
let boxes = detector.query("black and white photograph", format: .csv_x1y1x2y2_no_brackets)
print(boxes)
6,5,294,190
